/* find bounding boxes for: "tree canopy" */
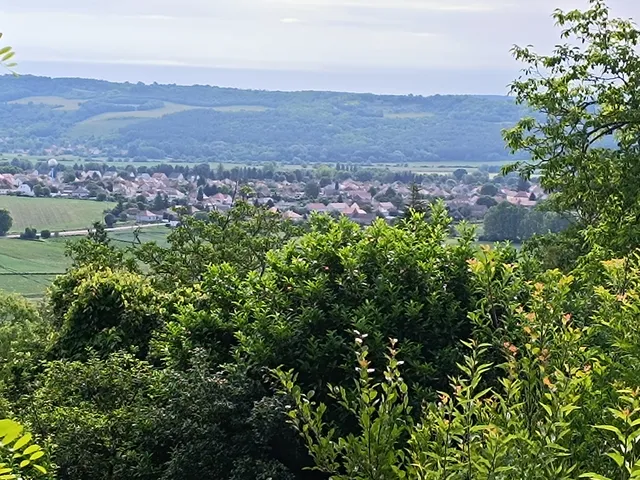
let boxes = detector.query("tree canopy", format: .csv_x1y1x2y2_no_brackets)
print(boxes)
504,0,640,255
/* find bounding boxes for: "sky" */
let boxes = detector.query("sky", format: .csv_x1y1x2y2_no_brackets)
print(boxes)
1,0,638,95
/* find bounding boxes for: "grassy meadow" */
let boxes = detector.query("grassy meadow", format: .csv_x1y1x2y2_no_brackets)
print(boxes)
0,226,170,298
0,196,115,233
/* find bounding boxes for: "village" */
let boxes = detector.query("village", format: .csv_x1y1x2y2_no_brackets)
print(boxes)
0,160,547,227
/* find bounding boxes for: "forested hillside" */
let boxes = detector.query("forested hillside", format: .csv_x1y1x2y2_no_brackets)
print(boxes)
0,75,527,162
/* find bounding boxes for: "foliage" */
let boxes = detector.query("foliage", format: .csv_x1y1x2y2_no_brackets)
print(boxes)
0,209,11,236
0,418,50,479
0,75,527,162
155,202,478,402
39,230,50,239
0,34,17,73
483,202,569,242
103,213,115,227
0,291,52,401
19,228,38,240
154,354,299,480
25,353,162,480
503,0,640,255
49,267,165,360
279,248,640,479
480,183,498,196
136,201,301,287
277,334,411,479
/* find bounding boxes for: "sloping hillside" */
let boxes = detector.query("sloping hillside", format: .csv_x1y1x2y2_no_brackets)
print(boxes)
0,75,528,162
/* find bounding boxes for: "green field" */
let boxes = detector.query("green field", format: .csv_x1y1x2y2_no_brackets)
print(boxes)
68,102,203,138
0,197,115,233
67,102,270,138
8,95,83,111
0,226,170,298
0,238,69,298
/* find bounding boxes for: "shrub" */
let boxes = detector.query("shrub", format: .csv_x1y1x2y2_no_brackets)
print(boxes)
40,230,51,239
19,228,37,240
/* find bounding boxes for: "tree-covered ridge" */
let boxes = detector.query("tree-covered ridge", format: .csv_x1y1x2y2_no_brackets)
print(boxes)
0,75,528,162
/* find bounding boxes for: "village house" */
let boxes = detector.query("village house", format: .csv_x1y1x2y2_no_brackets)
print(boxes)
17,184,34,197
282,210,304,222
305,203,329,214
136,210,163,223
327,202,349,212
71,187,90,198
349,190,373,204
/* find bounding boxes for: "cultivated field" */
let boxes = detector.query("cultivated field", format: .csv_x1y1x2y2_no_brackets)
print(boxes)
0,226,170,298
68,102,270,138
67,102,202,138
0,196,115,233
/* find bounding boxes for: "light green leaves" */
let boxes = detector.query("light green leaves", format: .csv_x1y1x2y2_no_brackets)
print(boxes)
0,419,48,478
0,35,17,72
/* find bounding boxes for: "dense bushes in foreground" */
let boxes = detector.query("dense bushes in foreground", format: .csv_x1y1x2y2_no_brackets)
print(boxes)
0,200,638,480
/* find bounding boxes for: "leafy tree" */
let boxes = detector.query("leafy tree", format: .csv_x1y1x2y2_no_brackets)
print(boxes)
153,193,168,211
483,202,526,242
503,0,640,255
160,203,477,400
406,182,427,214
135,202,300,288
119,212,128,222
50,267,165,360
19,228,37,240
0,291,52,401
480,183,498,196
40,229,50,239
0,209,11,236
96,192,107,202
476,195,498,208
453,168,467,181
304,181,320,199
27,354,163,480
63,172,76,183
104,213,116,227
196,187,204,202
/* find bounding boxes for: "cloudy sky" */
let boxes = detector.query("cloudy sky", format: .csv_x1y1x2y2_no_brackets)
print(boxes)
1,0,638,94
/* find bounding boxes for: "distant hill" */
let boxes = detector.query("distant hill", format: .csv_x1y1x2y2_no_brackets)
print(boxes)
0,75,529,163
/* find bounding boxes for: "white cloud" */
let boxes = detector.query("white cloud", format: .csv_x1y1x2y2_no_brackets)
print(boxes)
0,0,639,91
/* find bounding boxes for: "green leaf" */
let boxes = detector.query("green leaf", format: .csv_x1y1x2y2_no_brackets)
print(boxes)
0,47,10,56
29,451,44,461
606,452,624,467
21,444,39,456
579,474,612,480
12,434,31,451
